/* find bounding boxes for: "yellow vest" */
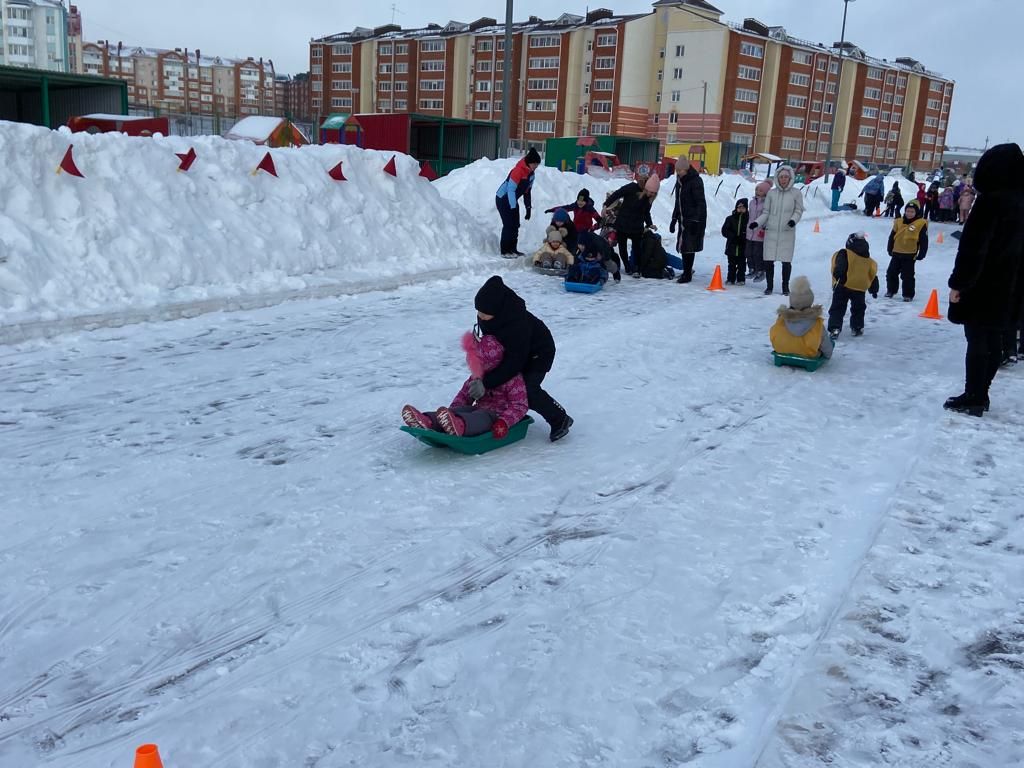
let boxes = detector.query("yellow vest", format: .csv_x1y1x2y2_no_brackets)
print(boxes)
770,316,825,358
832,249,879,293
891,217,928,255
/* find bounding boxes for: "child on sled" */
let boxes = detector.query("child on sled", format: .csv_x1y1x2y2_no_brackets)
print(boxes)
401,331,528,438
531,229,575,270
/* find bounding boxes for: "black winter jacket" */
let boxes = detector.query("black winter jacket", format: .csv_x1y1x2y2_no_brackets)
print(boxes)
947,143,1024,328
475,277,556,387
606,182,652,235
721,202,749,259
671,167,707,254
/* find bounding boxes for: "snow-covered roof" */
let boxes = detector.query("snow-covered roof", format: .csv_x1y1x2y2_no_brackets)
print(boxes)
91,41,267,71
78,114,157,122
225,116,286,141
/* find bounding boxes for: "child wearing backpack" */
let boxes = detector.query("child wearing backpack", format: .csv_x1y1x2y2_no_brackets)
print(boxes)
885,199,929,301
721,198,749,284
827,232,879,340
402,331,528,438
770,276,834,359
883,182,904,218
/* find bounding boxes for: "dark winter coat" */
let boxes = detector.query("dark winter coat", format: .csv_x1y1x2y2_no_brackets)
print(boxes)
947,143,1024,328
671,166,707,254
637,231,669,278
475,276,556,387
546,198,602,232
831,171,846,191
577,231,618,273
721,200,749,259
606,182,652,236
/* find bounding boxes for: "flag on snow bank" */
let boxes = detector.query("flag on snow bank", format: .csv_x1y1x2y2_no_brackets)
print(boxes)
253,152,278,177
419,161,438,181
176,148,197,172
383,156,397,177
328,161,347,181
57,146,84,178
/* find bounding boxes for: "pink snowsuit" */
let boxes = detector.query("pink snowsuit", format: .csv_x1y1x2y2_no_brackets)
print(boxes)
450,333,529,427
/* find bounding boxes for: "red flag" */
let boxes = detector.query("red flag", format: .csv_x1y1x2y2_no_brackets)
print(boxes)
328,160,346,181
253,152,278,177
57,146,84,178
175,147,197,172
418,161,438,181
383,155,397,177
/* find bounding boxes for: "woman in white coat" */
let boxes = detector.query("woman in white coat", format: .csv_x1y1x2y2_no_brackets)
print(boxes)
749,164,804,295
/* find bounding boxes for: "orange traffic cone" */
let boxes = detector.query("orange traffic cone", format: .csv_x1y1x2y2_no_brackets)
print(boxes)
707,264,725,292
873,206,882,218
813,219,821,233
919,289,944,320
936,230,945,244
134,744,163,768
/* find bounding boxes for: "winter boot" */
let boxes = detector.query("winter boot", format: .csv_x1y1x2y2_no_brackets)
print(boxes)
942,393,985,417
885,292,895,298
401,405,433,430
828,329,840,341
550,414,574,442
435,407,466,436
852,328,864,337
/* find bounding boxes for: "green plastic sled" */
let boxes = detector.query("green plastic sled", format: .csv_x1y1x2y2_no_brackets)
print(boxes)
773,351,829,371
401,416,535,455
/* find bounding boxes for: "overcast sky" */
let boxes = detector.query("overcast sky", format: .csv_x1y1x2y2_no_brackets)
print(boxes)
78,0,1011,148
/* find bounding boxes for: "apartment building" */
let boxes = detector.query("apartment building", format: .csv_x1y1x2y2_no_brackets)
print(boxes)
277,72,311,122
66,2,80,73
0,0,69,72
79,40,278,118
310,0,954,166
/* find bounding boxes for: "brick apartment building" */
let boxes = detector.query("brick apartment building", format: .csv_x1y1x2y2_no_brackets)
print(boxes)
310,0,954,167
277,72,312,122
77,40,279,120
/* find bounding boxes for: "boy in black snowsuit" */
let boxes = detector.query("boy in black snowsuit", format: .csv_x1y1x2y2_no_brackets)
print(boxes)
721,198,749,284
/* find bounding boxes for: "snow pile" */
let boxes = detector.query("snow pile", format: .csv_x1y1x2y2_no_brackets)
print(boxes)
0,122,490,327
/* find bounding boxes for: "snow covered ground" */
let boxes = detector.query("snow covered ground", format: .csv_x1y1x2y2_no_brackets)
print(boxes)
3,201,1023,767
2,129,1021,766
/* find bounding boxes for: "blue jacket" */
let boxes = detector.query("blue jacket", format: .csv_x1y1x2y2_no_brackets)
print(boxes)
495,158,535,209
863,174,886,197
567,257,607,285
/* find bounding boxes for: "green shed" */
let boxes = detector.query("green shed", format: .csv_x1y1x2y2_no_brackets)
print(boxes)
0,65,127,129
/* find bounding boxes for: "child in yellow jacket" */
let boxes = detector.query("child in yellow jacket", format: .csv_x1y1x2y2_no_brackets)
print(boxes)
885,199,929,301
828,232,879,339
770,276,834,359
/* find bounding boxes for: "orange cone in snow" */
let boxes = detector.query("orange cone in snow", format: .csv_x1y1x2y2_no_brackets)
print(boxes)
873,206,882,217
919,289,944,320
707,264,725,292
936,230,945,244
133,744,163,768
813,219,821,233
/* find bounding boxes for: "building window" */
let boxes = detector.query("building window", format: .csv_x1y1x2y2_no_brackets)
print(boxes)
789,73,810,87
874,147,885,159
823,102,834,114
421,60,444,72
927,98,941,110
897,76,907,88
856,143,872,157
787,94,808,108
378,82,392,92
809,120,819,133
862,106,879,119
395,99,407,109
477,61,492,72
396,44,409,55
331,97,352,108
673,67,683,79
738,65,761,81
867,67,883,79
892,112,902,123
525,120,555,133
421,40,445,53
530,35,559,48
419,79,444,91
939,120,947,131
419,98,443,109
814,79,824,92
806,140,817,153
332,44,352,56
881,111,890,122
922,133,936,144
740,41,763,58
923,116,938,128
378,99,391,110
395,81,408,92
593,79,614,91
859,125,876,138
885,73,896,85
526,99,555,111
731,133,753,148
312,81,323,92
475,100,490,111
792,50,813,65
379,63,392,74
826,82,838,95
817,59,828,71
864,87,882,100
595,57,615,69
878,130,889,141
476,81,491,92
733,110,756,125
312,97,322,107
331,80,351,90
528,57,559,69
311,64,322,75
592,100,612,114
476,40,492,52
821,122,832,134
591,122,611,135
396,62,408,74
887,148,897,160
379,45,393,56
669,112,679,124
920,151,932,162
675,44,685,57
670,90,681,103
784,116,804,129
929,81,942,92
312,47,323,59
528,78,558,90
332,62,352,73
735,88,758,103
781,137,802,151
597,34,616,47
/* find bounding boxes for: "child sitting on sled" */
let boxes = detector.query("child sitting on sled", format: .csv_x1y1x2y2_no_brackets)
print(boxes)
402,331,529,438
566,232,610,285
531,229,575,270
769,275,835,359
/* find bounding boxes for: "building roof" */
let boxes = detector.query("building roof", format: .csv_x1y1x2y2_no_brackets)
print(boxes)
652,0,724,15
86,41,272,71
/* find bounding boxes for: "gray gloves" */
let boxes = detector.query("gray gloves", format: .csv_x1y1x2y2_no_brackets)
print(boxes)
469,379,486,401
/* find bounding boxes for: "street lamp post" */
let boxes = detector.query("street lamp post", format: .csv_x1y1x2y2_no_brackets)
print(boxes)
823,0,854,182
498,0,513,158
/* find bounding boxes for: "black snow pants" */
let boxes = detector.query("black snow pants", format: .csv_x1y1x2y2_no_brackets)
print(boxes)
886,254,917,299
828,286,868,333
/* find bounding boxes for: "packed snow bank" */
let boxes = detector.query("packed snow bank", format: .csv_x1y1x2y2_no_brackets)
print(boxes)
0,122,491,327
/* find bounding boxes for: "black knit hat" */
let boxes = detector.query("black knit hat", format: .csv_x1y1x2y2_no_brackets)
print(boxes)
846,232,870,257
475,275,508,315
525,147,541,165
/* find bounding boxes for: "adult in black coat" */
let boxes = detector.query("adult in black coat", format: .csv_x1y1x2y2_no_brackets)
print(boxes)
605,181,654,274
472,276,573,441
670,164,707,283
944,143,1024,416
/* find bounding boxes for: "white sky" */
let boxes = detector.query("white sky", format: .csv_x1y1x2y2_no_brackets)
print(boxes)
77,0,1013,148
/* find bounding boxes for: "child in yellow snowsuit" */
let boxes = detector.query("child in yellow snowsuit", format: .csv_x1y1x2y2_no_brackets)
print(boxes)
770,276,834,359
827,232,879,339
